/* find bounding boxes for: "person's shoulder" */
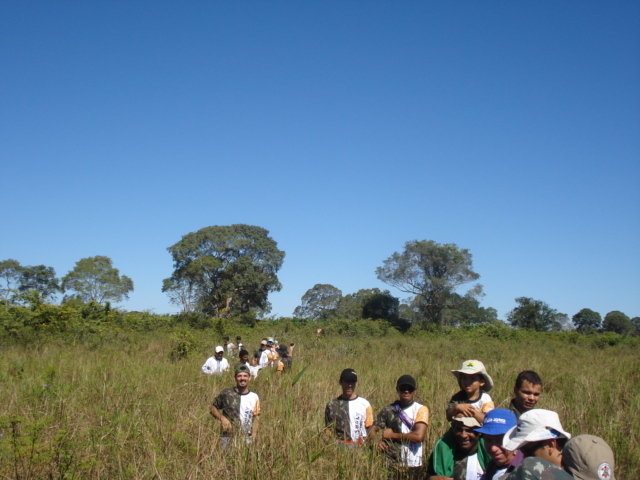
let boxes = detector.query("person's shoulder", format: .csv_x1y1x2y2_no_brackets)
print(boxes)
450,390,468,403
507,457,572,480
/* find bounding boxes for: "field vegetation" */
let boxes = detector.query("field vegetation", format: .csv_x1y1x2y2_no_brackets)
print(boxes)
0,308,638,479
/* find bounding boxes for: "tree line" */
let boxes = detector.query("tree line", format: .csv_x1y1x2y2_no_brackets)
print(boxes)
2,224,638,335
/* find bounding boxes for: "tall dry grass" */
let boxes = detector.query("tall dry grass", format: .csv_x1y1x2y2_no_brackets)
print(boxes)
0,329,637,479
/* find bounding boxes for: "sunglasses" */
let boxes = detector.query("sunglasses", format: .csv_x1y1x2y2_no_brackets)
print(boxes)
398,386,415,393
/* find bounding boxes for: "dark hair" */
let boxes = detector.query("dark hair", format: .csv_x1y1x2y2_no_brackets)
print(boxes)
239,349,249,358
514,370,542,390
520,437,567,457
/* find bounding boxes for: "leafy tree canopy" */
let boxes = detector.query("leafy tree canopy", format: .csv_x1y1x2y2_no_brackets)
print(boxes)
0,259,61,305
507,297,563,331
165,224,285,317
572,308,602,334
293,284,342,320
376,240,481,326
602,310,632,335
0,259,23,305
62,256,134,304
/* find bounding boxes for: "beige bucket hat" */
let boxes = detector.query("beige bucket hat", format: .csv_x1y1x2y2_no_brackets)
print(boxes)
451,359,494,392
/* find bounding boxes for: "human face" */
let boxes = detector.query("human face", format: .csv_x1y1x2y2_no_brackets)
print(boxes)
240,353,249,363
397,385,415,407
483,434,515,467
339,379,357,399
513,380,542,412
215,351,224,360
235,372,251,389
459,373,485,400
453,423,480,453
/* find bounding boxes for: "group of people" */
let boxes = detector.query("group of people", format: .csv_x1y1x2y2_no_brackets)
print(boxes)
201,336,295,378
204,347,616,480
324,360,615,480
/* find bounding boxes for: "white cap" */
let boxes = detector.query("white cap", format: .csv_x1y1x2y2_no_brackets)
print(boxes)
503,409,571,451
215,346,224,353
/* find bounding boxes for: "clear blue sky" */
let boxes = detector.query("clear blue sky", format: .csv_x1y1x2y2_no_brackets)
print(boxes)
2,1,639,321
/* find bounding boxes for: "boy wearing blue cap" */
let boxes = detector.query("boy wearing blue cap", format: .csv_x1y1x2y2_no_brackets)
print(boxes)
476,409,524,480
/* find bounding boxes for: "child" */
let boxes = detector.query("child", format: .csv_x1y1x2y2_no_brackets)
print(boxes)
446,359,495,424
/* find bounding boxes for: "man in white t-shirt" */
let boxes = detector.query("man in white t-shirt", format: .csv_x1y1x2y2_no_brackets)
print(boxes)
201,346,230,375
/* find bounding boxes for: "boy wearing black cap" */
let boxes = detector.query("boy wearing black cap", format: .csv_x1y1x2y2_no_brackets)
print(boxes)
324,368,374,446
372,375,429,479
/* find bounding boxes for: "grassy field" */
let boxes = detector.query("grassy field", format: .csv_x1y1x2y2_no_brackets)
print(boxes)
0,326,638,479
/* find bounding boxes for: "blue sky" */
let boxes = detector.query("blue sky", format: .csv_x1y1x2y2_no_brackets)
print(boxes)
2,1,639,321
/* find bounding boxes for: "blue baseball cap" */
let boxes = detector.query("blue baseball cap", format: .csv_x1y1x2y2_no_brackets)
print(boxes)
475,409,517,436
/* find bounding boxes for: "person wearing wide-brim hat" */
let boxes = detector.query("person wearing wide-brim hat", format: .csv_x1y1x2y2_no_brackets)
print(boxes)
447,360,495,425
501,409,573,479
275,342,294,374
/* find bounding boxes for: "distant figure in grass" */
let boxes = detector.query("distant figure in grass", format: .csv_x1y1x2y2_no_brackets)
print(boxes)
201,346,230,375
447,359,495,424
324,368,374,447
501,409,572,479
275,343,294,375
251,339,270,368
509,371,543,420
223,336,236,357
426,416,490,480
372,375,429,479
209,364,260,449
476,409,523,480
562,434,615,480
236,336,244,353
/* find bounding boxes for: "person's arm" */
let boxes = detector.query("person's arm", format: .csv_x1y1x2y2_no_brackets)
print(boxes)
446,403,476,421
323,403,335,442
251,415,260,440
209,405,232,432
382,421,427,443
289,343,295,357
201,359,213,375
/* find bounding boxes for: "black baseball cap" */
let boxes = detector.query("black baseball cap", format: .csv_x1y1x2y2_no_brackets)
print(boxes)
396,375,417,390
340,368,358,382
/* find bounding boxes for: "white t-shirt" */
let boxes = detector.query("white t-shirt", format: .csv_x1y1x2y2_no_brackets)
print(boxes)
201,357,229,375
396,402,430,468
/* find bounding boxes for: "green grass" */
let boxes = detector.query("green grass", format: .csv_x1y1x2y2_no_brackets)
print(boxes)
0,329,637,479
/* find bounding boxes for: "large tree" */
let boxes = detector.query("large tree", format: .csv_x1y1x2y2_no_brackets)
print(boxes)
572,308,602,334
293,284,342,320
507,297,562,331
376,240,481,326
62,256,134,304
602,311,632,335
19,265,61,301
165,224,285,317
0,259,23,305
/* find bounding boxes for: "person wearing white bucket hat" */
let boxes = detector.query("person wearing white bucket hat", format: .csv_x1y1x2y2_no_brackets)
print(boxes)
501,409,573,479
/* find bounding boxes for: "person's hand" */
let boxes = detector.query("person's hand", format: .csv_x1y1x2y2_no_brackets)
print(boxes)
456,404,476,418
382,428,395,440
220,417,232,433
376,439,389,451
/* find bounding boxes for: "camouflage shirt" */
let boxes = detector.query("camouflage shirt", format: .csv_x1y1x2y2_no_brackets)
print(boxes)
325,396,373,442
503,456,573,480
212,387,260,436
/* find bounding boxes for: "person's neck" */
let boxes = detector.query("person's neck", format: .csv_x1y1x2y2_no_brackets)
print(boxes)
466,390,481,402
341,393,357,400
236,386,249,395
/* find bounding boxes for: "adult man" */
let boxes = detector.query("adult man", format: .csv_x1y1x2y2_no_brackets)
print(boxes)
562,435,616,480
427,417,490,480
209,364,260,448
252,339,270,368
475,409,524,480
223,336,236,356
201,346,230,375
373,375,429,479
324,368,374,446
509,371,542,420
275,343,294,374
501,409,573,479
